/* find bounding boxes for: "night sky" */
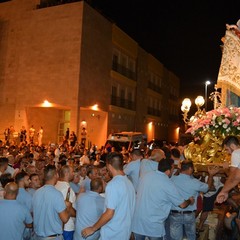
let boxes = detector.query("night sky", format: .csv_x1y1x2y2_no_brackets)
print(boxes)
90,0,240,101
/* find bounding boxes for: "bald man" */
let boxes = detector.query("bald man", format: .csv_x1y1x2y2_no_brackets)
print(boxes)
74,178,104,240
139,149,166,177
0,182,32,240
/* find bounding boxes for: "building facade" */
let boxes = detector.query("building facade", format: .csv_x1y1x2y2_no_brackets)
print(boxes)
0,0,180,147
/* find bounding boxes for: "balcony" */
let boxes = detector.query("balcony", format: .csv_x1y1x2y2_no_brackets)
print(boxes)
111,96,135,111
148,82,162,94
112,62,136,80
169,94,178,101
147,107,161,117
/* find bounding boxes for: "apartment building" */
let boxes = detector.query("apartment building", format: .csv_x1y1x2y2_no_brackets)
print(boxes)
0,0,180,146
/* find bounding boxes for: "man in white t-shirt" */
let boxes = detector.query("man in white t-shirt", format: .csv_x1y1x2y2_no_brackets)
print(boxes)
55,165,76,240
217,136,240,203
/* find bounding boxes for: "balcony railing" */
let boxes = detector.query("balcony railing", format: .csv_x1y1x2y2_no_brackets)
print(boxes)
112,62,136,80
148,82,162,94
111,96,135,110
169,94,178,101
147,107,161,117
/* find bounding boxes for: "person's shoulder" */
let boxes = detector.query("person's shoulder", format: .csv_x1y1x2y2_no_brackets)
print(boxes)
234,148,240,154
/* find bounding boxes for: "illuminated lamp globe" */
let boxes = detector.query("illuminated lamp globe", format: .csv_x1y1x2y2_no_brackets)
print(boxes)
195,96,205,107
181,105,189,113
182,98,192,109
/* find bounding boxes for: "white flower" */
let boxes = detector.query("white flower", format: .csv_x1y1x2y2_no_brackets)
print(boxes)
223,124,228,129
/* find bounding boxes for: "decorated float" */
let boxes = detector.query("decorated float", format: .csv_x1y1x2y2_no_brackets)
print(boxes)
182,20,240,172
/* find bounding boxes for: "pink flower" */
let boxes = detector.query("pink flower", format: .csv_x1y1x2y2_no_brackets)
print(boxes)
224,118,231,124
233,121,239,126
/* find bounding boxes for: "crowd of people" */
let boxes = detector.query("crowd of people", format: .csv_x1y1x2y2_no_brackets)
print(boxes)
1,132,240,240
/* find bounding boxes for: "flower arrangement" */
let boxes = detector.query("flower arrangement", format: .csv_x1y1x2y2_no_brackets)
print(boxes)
184,106,240,164
186,106,240,138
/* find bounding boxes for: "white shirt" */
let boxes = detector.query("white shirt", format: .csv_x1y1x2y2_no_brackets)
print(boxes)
231,148,240,168
80,155,90,165
55,181,76,231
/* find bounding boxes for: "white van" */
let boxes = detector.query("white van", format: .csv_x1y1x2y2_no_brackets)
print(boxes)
105,132,147,152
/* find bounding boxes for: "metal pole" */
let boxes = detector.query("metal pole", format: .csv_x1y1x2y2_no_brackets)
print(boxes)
205,83,207,111
205,81,210,111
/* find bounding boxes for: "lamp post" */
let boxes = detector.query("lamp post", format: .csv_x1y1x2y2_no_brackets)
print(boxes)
181,96,205,130
205,81,211,111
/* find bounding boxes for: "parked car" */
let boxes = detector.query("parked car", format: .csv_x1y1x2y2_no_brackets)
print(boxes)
105,132,147,152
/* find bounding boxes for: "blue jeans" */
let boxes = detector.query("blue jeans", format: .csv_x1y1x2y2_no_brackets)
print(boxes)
62,231,74,240
169,212,196,240
134,233,165,240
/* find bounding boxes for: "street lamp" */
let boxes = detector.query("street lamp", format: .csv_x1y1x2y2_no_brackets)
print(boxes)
205,81,211,111
181,96,205,130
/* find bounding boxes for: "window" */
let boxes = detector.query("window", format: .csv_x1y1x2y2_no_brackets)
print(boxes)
120,89,125,99
112,86,117,96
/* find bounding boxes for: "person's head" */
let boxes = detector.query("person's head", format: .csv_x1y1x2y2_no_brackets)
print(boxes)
158,158,174,177
0,173,14,188
72,169,80,184
87,167,99,180
59,165,74,182
43,164,58,184
0,157,8,172
106,152,123,176
223,136,240,154
170,148,181,159
79,166,87,178
130,149,143,161
111,147,116,152
15,171,30,188
180,160,194,175
29,173,41,189
150,149,166,162
161,146,171,159
7,155,15,165
26,165,37,175
4,182,19,200
36,158,45,170
90,177,103,193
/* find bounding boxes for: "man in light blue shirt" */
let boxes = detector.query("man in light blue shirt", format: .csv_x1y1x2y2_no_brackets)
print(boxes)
169,160,219,240
28,173,41,197
82,152,136,240
139,149,165,177
33,165,74,239
132,158,194,240
15,171,33,212
124,149,143,192
0,182,32,240
81,167,99,191
74,178,104,240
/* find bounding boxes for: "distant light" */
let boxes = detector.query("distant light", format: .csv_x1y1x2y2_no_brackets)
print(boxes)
91,104,99,111
42,100,52,107
205,80,211,86
148,122,153,131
